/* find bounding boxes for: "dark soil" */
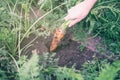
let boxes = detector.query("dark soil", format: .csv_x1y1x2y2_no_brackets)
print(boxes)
20,32,107,69
55,40,107,69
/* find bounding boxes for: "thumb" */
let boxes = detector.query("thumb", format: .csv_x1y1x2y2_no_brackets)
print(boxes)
64,15,70,21
69,18,82,27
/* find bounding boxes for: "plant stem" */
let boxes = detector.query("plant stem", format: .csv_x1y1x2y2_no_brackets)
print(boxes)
20,2,67,43
8,53,19,71
60,20,71,30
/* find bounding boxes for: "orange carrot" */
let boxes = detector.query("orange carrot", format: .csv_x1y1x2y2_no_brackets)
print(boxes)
50,28,65,52
50,20,71,52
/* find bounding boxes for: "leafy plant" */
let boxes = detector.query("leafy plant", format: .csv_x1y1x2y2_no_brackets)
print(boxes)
72,22,88,51
70,0,120,54
96,60,120,80
18,52,83,80
81,59,108,80
81,57,120,80
0,69,7,80
44,67,83,80
0,47,18,80
90,0,120,54
18,53,40,80
0,0,120,80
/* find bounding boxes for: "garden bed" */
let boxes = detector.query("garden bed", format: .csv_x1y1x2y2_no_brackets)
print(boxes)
20,31,111,70
0,0,120,80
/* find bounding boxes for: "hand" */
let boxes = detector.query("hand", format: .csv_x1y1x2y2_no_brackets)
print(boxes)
65,0,97,27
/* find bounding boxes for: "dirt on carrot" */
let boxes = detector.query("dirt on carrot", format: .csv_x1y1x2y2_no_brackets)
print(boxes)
50,28,65,52
50,20,71,52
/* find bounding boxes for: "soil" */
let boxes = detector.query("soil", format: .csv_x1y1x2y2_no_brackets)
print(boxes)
20,7,113,69
20,31,107,69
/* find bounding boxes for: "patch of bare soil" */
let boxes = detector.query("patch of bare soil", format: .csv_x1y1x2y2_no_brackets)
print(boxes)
55,40,105,69
20,32,107,69
20,34,50,56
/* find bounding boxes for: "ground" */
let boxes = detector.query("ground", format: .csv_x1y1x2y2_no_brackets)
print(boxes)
20,31,110,69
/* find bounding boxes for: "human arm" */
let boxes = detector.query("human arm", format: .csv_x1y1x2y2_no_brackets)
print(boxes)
65,0,97,27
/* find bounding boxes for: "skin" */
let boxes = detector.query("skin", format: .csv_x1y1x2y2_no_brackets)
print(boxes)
65,0,97,27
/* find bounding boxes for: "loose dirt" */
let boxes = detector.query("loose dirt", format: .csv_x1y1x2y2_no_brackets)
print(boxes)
21,32,106,69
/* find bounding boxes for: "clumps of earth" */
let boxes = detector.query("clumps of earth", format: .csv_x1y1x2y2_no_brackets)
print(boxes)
21,29,113,69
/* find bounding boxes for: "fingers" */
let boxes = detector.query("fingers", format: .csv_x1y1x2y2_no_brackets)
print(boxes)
64,15,70,21
69,18,81,27
64,16,82,27
65,12,85,27
64,14,77,21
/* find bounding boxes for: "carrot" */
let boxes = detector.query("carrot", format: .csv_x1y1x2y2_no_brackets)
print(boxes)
50,20,71,52
50,28,65,52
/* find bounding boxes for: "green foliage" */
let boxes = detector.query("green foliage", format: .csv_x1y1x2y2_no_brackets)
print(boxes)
0,47,17,80
81,59,108,80
17,52,83,80
90,0,120,54
72,22,88,51
45,67,83,80
18,53,40,80
38,52,84,80
71,0,120,54
0,0,51,56
81,59,120,80
0,48,8,79
0,27,18,56
0,0,120,80
96,60,120,80
0,50,84,80
0,69,7,80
